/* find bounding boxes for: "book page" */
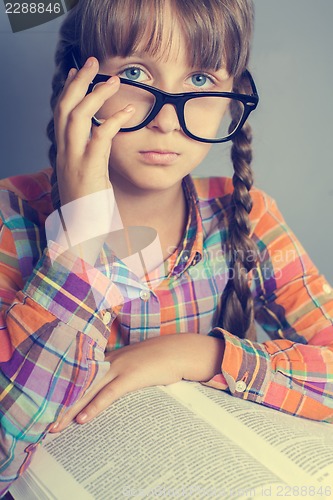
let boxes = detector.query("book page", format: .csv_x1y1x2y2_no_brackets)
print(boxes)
9,442,93,500
11,385,286,499
168,382,333,492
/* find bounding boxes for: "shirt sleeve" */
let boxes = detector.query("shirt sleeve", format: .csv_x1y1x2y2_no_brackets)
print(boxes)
205,193,333,423
0,217,122,495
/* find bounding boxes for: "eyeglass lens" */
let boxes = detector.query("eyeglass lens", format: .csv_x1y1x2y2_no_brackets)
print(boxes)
91,82,244,141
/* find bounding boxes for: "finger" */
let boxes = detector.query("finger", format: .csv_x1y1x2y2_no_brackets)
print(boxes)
75,360,173,425
63,67,78,90
54,67,77,156
54,57,100,158
65,77,123,159
84,104,135,161
75,374,134,425
56,67,78,107
58,57,99,112
50,368,115,433
50,398,88,432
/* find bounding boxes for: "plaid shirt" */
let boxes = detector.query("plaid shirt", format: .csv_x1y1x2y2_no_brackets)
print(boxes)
0,168,332,493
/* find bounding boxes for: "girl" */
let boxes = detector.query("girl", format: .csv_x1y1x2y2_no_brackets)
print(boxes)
0,0,332,494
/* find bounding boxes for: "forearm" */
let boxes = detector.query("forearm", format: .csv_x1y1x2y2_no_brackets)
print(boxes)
202,189,333,421
0,241,119,493
173,333,225,383
0,295,109,496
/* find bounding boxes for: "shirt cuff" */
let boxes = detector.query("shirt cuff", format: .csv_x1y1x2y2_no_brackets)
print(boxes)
23,240,123,349
205,327,272,401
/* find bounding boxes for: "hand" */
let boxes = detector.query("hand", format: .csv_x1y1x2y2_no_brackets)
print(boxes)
52,57,135,264
51,334,224,432
54,56,135,206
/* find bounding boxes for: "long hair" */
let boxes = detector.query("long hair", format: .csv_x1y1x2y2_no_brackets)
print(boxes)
47,0,257,339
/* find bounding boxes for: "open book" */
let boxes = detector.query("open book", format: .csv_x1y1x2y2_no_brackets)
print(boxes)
9,381,333,499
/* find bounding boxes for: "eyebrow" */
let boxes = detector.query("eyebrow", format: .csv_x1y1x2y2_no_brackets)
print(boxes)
112,53,226,73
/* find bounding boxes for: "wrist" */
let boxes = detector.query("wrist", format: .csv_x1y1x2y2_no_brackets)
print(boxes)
176,333,225,383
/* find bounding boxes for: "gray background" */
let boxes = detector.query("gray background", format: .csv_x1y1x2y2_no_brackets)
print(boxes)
0,0,332,283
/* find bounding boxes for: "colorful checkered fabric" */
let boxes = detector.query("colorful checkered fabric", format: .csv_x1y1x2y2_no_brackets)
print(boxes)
0,168,332,493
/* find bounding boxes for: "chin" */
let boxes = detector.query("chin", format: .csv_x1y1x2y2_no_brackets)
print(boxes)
110,163,189,193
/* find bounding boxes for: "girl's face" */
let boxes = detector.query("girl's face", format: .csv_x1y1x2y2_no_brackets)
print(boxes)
99,13,233,194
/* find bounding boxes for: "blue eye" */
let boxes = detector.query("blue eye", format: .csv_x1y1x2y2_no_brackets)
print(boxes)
122,67,143,81
191,74,209,87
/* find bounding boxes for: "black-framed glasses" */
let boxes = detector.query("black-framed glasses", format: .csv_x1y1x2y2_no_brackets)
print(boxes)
72,53,259,144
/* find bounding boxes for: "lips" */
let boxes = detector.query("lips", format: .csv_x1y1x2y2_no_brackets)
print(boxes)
140,149,179,155
139,150,180,165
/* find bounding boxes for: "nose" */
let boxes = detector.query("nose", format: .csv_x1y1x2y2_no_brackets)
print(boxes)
146,103,181,134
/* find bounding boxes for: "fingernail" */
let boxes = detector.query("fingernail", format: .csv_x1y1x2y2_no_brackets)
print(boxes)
84,58,95,68
49,422,59,432
124,105,135,113
67,68,76,79
77,412,88,423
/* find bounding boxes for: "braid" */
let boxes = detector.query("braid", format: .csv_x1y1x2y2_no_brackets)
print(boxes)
220,76,258,339
47,48,70,210
47,117,60,210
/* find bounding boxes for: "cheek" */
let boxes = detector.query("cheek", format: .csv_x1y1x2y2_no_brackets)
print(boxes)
187,142,212,166
185,98,231,141
111,131,130,148
108,133,132,164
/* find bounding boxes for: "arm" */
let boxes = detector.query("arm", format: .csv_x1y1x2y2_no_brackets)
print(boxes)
0,220,115,495
54,191,332,430
0,55,133,494
206,193,333,422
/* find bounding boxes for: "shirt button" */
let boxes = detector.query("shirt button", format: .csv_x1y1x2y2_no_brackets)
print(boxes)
102,311,112,325
235,380,247,393
323,284,332,295
139,290,151,302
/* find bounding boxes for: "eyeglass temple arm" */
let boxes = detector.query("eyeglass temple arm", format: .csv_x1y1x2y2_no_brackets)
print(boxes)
244,69,259,98
70,50,81,71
